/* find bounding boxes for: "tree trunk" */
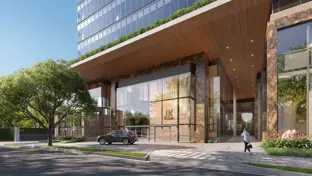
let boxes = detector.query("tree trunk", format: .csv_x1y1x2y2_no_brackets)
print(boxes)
48,125,54,146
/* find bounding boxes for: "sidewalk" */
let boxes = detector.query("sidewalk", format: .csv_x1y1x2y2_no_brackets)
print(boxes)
145,141,312,169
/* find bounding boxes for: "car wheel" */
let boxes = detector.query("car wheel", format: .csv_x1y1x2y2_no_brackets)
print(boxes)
99,138,106,145
108,142,112,145
122,138,129,145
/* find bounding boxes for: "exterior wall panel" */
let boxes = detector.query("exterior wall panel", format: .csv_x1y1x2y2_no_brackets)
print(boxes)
267,7,312,135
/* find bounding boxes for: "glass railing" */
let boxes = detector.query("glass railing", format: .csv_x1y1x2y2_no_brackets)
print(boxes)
272,0,312,13
278,48,310,75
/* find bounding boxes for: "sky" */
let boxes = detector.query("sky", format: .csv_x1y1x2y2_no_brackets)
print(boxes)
0,0,77,76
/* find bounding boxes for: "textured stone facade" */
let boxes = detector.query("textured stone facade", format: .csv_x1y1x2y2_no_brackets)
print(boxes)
267,8,312,134
195,59,208,142
111,53,206,82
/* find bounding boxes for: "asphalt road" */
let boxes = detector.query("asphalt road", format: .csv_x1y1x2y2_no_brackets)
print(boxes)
0,146,265,176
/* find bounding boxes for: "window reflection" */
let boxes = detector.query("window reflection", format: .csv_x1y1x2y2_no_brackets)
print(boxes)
117,72,195,141
78,0,201,55
163,76,178,100
277,22,312,135
89,87,102,107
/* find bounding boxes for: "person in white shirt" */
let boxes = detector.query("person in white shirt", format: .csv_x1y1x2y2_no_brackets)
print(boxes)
241,127,252,155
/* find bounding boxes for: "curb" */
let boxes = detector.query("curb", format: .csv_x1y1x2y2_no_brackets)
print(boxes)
3,144,150,161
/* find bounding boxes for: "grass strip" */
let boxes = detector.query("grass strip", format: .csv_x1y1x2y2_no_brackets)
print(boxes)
48,145,147,158
263,147,312,158
4,143,18,147
246,163,312,174
59,140,81,143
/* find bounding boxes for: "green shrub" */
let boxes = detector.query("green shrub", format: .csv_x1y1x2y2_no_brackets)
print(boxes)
261,139,312,149
68,0,216,66
58,136,72,141
58,136,85,142
207,140,217,143
264,147,312,158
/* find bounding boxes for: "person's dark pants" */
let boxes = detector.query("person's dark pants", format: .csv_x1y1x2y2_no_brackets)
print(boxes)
244,141,250,152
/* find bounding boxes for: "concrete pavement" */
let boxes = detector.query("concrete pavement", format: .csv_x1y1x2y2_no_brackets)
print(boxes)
48,140,312,169
0,146,291,176
2,140,312,172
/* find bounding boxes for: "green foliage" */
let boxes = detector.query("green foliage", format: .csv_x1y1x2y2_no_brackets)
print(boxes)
263,147,312,158
246,163,312,174
58,136,85,142
124,111,148,126
68,0,216,65
0,59,95,146
261,138,312,149
0,128,14,141
288,42,307,51
278,75,307,120
207,140,217,143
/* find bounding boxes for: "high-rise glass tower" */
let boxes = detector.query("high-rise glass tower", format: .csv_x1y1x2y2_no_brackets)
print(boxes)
77,0,198,56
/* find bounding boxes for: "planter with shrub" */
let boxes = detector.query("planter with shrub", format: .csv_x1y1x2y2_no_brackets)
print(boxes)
261,130,312,158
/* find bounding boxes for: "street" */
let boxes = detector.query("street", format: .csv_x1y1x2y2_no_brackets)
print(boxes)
0,146,264,176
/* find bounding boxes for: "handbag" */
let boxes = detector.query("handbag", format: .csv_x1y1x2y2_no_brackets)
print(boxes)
248,143,253,149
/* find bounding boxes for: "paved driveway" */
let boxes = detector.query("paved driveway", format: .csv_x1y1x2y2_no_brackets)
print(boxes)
0,146,278,176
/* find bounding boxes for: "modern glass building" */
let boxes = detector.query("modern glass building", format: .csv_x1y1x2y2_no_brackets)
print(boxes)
65,0,312,142
77,0,199,56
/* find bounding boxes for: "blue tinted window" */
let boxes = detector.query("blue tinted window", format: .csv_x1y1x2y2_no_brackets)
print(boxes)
78,0,199,55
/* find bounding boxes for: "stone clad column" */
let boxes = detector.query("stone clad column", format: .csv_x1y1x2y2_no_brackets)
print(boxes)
195,54,208,143
267,21,278,135
110,81,117,130
233,90,237,136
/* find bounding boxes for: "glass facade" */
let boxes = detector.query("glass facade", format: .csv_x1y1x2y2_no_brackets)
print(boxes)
77,0,199,55
272,0,312,13
207,62,236,141
117,72,195,142
277,21,312,134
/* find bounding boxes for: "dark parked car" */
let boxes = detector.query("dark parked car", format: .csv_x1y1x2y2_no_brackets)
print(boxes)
97,130,138,145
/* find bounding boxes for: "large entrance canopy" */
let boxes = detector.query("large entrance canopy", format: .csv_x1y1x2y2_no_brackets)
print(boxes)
72,0,271,100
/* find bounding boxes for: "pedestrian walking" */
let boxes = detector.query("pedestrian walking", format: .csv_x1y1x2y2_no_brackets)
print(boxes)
241,127,252,155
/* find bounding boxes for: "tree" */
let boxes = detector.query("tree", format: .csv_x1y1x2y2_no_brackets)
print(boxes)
0,59,95,146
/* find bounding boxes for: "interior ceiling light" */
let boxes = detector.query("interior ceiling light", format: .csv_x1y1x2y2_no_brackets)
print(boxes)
252,65,254,67
226,46,229,49
230,59,233,62
251,40,254,43
233,68,236,71
251,54,254,57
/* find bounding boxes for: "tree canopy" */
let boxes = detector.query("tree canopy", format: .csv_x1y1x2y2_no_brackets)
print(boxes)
0,59,95,145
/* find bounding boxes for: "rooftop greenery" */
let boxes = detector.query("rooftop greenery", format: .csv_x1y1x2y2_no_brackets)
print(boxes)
68,0,216,66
